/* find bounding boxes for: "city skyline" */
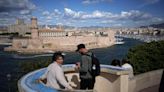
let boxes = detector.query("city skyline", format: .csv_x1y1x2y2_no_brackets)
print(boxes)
0,0,164,27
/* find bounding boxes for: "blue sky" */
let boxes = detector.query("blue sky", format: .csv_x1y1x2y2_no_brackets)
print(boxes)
0,0,164,27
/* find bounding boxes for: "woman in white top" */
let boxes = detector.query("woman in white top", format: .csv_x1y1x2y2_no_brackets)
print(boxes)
39,52,72,90
121,59,134,79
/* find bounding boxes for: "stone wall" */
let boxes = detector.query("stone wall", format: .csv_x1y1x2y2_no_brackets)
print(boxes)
4,30,116,53
4,38,43,52
129,69,163,92
40,36,115,51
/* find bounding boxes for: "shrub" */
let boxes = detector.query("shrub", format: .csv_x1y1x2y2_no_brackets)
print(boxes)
126,40,164,74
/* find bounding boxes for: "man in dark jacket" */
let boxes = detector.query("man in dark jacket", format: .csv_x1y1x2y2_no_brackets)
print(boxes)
76,44,95,89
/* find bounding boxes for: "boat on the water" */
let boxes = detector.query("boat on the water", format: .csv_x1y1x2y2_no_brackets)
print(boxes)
115,37,125,45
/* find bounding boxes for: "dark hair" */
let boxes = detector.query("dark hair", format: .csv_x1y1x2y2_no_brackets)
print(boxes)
52,52,64,62
122,59,130,64
111,59,121,66
76,44,85,52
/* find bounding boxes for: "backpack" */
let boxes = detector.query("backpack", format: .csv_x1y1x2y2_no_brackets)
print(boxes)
90,53,100,76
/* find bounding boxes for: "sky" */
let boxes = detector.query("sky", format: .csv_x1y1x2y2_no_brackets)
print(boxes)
0,0,164,27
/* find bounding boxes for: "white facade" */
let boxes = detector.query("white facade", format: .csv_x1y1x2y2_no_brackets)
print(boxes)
39,31,67,37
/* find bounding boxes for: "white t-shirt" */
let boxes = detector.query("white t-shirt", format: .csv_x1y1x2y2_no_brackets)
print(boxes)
122,63,134,79
40,62,71,89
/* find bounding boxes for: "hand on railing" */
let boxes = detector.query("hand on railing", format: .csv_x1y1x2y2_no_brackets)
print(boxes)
74,62,80,72
35,78,47,84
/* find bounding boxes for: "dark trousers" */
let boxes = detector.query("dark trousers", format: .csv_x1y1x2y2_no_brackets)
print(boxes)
80,78,95,89
159,70,164,92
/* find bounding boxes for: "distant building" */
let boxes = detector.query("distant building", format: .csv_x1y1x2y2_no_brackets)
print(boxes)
116,27,164,36
0,27,7,34
7,19,31,35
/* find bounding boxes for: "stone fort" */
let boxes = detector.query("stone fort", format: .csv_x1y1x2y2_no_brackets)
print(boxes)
4,17,116,53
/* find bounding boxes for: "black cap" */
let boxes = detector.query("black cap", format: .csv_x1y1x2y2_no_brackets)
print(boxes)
76,44,85,52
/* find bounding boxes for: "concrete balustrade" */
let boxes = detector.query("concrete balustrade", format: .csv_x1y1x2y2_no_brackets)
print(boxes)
128,69,163,92
18,64,163,92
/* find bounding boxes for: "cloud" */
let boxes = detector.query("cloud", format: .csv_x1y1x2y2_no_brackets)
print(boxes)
64,8,115,19
151,17,163,23
40,9,62,24
20,10,31,15
1,4,163,27
112,23,122,27
63,8,163,27
64,8,153,21
140,0,160,7
42,11,50,16
98,20,115,24
82,10,118,19
143,0,160,4
64,8,84,19
82,0,99,4
42,9,61,22
120,10,152,21
0,0,36,13
42,9,61,17
82,0,112,4
0,0,36,25
0,17,15,26
82,10,105,19
53,9,61,16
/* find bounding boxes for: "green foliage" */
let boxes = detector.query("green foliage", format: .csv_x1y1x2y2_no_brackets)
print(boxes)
126,40,164,74
20,56,52,73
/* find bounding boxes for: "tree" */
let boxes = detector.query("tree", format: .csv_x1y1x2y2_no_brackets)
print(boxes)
126,41,164,74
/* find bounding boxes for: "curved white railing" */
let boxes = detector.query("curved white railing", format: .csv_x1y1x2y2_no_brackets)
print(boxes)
18,64,128,92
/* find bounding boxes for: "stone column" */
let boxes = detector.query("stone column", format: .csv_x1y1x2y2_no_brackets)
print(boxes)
120,74,129,92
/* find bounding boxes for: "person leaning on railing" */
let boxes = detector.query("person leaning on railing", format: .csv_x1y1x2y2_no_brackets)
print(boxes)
121,59,134,79
38,52,73,90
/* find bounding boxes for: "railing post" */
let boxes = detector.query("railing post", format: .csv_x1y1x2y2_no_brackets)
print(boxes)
120,74,129,92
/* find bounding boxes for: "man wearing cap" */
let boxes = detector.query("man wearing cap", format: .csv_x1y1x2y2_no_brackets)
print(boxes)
76,44,95,89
